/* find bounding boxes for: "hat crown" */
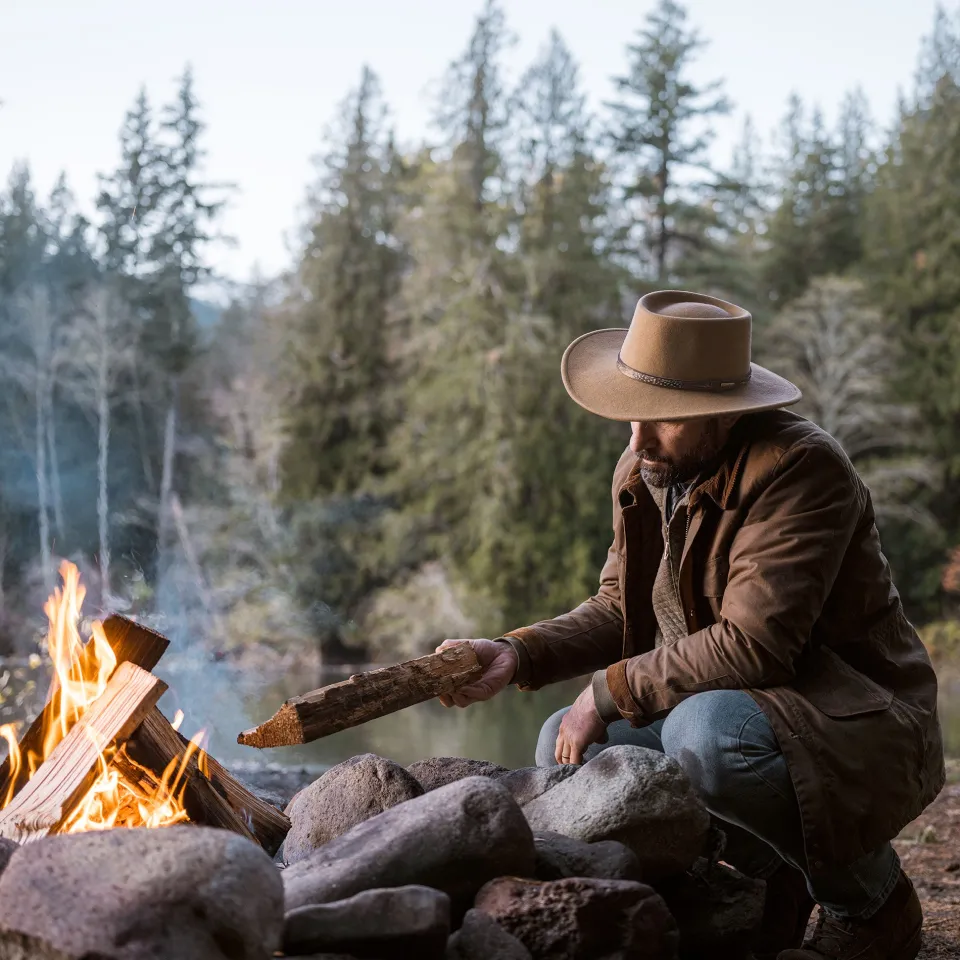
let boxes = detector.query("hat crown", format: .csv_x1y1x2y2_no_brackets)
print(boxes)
619,290,752,389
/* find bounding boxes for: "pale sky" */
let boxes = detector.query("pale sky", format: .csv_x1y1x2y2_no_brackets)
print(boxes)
0,0,942,289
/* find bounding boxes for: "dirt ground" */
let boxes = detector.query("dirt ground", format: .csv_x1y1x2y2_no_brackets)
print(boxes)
889,772,960,960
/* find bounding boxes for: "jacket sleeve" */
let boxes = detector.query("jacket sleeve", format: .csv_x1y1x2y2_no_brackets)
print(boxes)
607,438,864,723
500,448,634,690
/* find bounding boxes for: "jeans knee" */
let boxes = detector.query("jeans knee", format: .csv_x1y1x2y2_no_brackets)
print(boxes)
535,707,569,767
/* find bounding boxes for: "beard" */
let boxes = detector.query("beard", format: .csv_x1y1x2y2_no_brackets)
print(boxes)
639,419,725,489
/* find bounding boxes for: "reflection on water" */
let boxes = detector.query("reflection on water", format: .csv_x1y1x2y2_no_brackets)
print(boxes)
1,657,959,773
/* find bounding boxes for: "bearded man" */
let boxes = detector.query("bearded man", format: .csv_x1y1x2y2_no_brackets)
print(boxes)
439,291,943,960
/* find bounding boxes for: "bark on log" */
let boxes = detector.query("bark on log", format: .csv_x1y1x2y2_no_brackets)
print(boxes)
115,710,290,855
0,615,168,802
237,645,483,748
0,662,166,842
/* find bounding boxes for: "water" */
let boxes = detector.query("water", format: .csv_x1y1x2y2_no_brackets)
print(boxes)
2,659,958,774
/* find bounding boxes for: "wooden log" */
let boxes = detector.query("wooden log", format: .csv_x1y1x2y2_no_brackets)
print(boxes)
0,615,169,802
0,662,166,843
238,644,483,749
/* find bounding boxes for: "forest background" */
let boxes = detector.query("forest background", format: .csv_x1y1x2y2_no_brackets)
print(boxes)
4,0,960,672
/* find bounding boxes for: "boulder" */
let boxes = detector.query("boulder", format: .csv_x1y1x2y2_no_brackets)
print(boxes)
494,765,579,807
283,776,535,917
408,757,507,792
0,826,283,960
284,885,449,959
657,858,766,958
0,839,17,879
284,754,423,863
522,745,711,876
533,831,642,882
445,909,531,960
473,876,679,960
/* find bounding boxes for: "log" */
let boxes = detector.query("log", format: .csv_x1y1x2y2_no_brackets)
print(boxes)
0,662,166,843
238,644,483,748
115,710,290,855
0,614,169,802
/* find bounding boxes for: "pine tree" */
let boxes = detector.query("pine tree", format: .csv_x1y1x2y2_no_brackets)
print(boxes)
280,66,404,500
606,0,730,284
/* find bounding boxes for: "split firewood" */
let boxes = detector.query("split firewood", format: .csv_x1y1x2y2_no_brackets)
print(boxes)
238,644,483,749
0,662,166,843
0,614,169,802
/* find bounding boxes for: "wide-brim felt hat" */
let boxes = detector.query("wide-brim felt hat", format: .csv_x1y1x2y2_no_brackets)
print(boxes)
561,290,801,422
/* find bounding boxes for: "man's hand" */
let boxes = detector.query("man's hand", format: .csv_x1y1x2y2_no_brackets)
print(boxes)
555,682,609,765
435,639,518,708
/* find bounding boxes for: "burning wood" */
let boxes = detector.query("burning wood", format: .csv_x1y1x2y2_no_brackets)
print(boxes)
237,644,483,748
0,561,290,853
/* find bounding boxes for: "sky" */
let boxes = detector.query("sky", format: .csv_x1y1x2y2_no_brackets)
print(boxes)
0,0,943,290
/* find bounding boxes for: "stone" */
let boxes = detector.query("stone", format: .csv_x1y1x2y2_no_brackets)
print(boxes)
407,757,507,792
657,858,766,958
522,745,711,876
494,765,579,807
445,909,532,960
0,826,283,960
283,776,535,917
473,876,679,960
0,839,17,879
284,754,423,864
284,885,450,959
533,831,642,882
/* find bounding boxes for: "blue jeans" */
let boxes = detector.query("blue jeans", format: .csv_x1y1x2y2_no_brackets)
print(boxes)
536,689,900,919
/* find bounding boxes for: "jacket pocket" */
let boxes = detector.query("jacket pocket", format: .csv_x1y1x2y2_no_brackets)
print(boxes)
793,645,893,717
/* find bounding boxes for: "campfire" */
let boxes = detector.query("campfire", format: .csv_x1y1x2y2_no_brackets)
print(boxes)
0,561,288,852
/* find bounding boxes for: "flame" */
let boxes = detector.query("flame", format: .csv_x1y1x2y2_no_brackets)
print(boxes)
1,560,209,834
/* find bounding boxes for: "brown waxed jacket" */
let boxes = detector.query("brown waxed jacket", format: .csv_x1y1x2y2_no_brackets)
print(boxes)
504,410,944,870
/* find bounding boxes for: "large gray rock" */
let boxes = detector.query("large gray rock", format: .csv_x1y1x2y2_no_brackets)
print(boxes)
473,876,679,960
657,858,765,958
522,745,711,877
494,765,579,806
284,754,423,863
284,885,449,959
407,757,507,792
445,909,531,960
0,826,283,960
283,776,535,916
533,831,642,883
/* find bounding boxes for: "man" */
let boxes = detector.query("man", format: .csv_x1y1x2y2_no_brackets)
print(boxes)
439,291,944,960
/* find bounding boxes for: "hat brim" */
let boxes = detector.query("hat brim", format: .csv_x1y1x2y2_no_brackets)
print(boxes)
561,328,802,422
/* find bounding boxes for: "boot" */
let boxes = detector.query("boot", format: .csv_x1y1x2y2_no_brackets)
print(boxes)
777,869,922,960
751,862,816,960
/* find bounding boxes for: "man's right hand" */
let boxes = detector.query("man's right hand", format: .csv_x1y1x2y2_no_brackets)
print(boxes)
435,639,518,708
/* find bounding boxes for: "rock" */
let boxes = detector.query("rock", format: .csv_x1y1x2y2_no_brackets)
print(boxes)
494,765,579,806
522,745,711,876
0,826,283,960
0,839,17,879
657,858,766,958
474,876,678,960
445,909,531,960
283,776,535,917
284,885,450,959
408,757,508,792
533,831,642,882
284,754,424,863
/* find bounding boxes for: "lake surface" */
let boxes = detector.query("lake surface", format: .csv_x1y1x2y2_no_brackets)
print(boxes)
1,658,958,773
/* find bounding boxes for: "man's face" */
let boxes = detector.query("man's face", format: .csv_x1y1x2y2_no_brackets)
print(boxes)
629,417,735,488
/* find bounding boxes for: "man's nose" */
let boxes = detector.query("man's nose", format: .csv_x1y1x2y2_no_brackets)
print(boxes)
631,422,658,450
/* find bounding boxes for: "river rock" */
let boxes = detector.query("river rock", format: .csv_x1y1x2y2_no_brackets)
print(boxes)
473,876,679,960
445,909,532,960
657,858,766,958
0,826,283,960
522,744,711,876
0,839,17,880
408,757,508,792
283,776,535,916
533,831,642,882
284,885,449,959
495,765,579,806
284,754,424,863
